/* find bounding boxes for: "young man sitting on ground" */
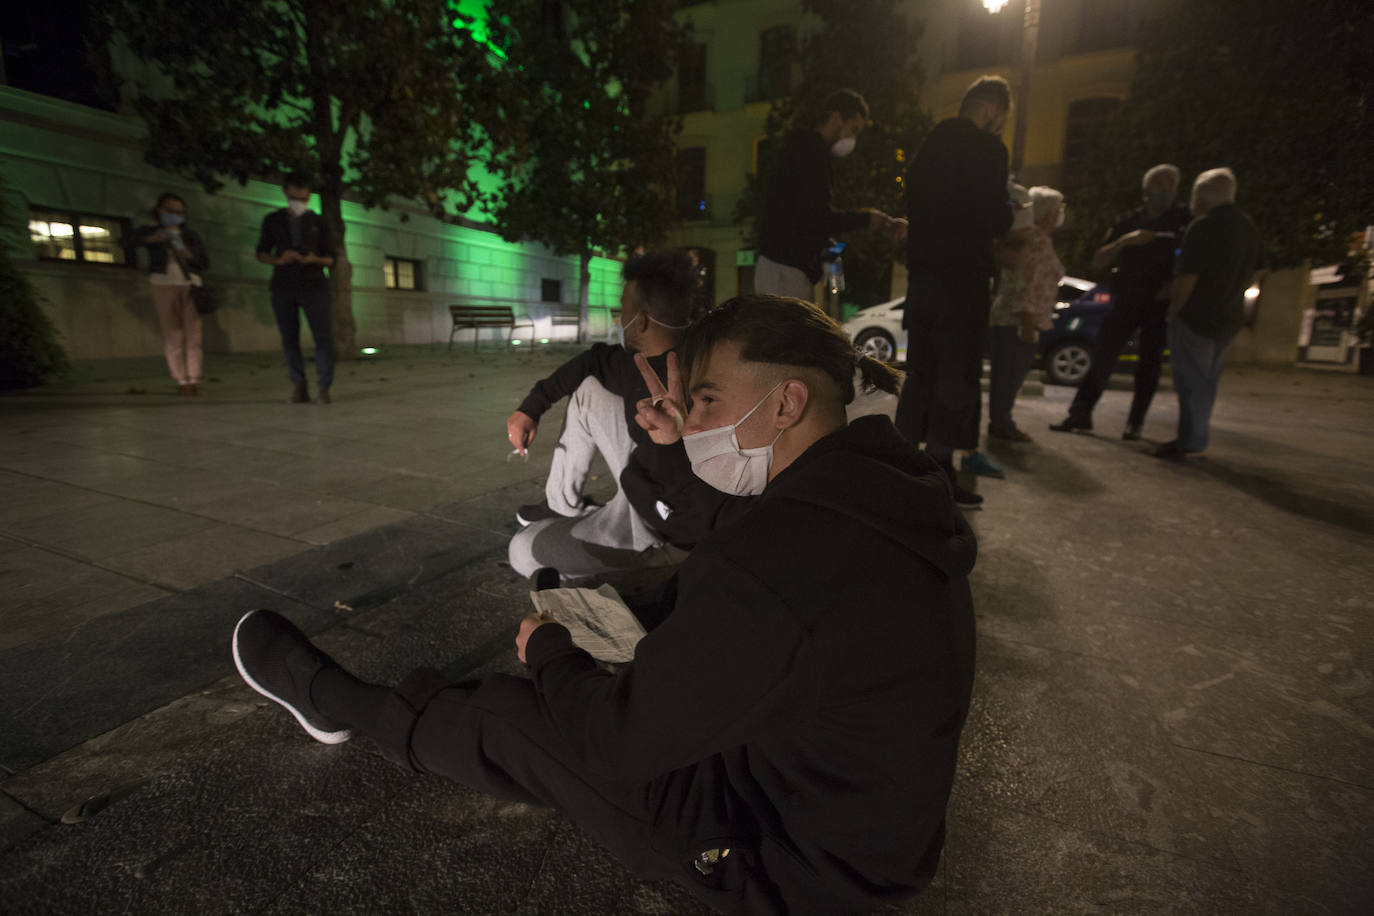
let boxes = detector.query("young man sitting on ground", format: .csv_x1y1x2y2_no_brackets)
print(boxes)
232,295,978,915
505,251,742,584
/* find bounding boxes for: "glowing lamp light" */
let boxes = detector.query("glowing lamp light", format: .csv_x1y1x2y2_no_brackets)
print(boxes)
1244,285,1260,301
511,339,523,346
982,0,1009,11
360,347,379,355
539,338,550,344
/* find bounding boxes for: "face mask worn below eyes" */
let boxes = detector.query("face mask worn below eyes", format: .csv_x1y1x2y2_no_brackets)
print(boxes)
830,136,856,158
288,200,308,217
1145,189,1176,211
159,212,185,227
682,382,784,496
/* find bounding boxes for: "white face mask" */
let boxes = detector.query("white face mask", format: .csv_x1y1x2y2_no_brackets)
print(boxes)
616,311,688,351
682,382,784,496
287,199,308,217
830,136,856,158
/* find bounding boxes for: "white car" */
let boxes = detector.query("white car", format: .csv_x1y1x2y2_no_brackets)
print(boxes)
843,276,1096,364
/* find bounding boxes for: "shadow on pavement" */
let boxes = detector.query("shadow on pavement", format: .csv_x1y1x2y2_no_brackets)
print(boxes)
1190,460,1374,538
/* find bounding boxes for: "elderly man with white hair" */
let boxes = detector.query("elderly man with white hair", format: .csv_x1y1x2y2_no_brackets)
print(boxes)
1052,163,1192,439
984,185,1065,448
1154,167,1261,460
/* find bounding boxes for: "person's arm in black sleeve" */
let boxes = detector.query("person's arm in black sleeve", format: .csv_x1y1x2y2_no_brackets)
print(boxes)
255,214,277,265
524,548,805,782
975,141,1013,242
185,228,210,273
787,137,871,238
516,343,624,423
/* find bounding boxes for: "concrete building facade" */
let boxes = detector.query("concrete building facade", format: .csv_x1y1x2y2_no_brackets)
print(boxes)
1,87,622,361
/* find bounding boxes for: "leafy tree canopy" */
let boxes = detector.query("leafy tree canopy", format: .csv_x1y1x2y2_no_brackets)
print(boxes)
1061,0,1374,275
99,0,514,354
736,0,931,309
481,0,686,332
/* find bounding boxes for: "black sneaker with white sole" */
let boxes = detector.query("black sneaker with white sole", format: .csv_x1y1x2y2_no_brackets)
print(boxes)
232,609,353,745
515,496,600,528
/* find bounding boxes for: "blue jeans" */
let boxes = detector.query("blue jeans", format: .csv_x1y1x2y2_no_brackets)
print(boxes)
1167,318,1234,452
271,284,334,388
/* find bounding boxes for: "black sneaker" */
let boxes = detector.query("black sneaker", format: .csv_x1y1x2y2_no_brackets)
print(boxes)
1122,423,1142,441
1049,415,1092,433
232,610,352,745
516,497,599,528
951,482,985,508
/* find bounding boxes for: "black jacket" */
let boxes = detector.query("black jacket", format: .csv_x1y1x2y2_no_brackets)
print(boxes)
758,129,871,283
526,416,978,913
518,343,749,546
125,225,209,275
906,117,1012,277
255,209,334,288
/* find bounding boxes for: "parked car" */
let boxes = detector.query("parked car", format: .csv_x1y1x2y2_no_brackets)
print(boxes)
842,277,1095,374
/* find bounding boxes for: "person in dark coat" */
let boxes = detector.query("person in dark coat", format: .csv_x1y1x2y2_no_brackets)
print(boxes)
1051,163,1193,438
755,89,903,300
231,295,977,915
255,174,336,404
894,75,1015,507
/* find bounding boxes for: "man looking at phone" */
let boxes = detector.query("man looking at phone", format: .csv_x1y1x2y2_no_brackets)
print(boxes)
256,174,337,404
1050,163,1191,438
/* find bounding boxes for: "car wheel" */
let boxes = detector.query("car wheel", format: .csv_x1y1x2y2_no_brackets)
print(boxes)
1044,341,1093,386
854,328,897,363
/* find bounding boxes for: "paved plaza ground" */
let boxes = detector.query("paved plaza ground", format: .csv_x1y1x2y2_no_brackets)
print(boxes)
1,344,1372,914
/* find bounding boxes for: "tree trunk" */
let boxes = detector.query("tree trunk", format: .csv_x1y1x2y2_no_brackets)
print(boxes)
321,190,356,361
577,249,592,344
320,189,357,362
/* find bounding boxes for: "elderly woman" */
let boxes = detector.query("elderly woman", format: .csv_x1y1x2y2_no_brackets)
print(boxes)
986,185,1065,443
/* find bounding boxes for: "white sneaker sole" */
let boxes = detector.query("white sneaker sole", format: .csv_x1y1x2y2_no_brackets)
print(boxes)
232,611,353,745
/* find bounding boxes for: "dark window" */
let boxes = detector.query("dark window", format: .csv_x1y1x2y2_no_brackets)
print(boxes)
384,256,423,291
678,42,708,113
1078,0,1132,52
541,278,562,302
676,147,707,221
955,6,1004,71
753,136,780,176
751,25,795,101
28,207,129,264
1061,98,1121,187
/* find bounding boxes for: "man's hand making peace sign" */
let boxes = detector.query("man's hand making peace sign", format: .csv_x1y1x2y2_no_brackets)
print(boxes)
633,351,688,445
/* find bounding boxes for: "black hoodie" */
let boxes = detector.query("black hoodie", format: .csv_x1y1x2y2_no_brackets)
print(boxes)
525,415,978,913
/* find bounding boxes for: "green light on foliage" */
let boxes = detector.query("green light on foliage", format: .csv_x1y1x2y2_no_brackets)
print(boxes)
450,0,507,61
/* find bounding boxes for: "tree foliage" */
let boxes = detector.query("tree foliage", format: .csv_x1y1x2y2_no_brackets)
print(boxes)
0,178,68,390
1060,0,1374,275
481,0,686,335
99,0,511,356
735,0,930,308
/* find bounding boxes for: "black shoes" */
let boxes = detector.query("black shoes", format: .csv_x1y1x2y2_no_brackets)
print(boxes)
1152,440,1203,462
988,426,1033,443
318,387,331,405
290,382,310,404
1122,423,1142,441
232,609,353,745
951,482,985,507
1049,415,1092,433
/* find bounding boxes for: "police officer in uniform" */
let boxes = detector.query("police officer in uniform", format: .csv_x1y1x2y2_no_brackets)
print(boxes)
1051,163,1192,439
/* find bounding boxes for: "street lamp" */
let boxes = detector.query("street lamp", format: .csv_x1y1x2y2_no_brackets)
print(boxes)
983,0,1039,175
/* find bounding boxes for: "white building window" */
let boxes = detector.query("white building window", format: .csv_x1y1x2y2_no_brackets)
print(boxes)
384,256,423,291
29,207,129,264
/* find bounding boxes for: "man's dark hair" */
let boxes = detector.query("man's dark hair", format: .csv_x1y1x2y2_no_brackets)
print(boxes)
680,295,902,406
818,89,870,125
622,250,700,326
282,173,312,191
958,75,1012,116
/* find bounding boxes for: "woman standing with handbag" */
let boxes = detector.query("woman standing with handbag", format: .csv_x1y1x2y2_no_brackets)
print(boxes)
128,193,210,395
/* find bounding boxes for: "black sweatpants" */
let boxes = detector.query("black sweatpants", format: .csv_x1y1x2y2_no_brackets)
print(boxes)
364,668,790,915
1067,293,1168,428
895,269,993,452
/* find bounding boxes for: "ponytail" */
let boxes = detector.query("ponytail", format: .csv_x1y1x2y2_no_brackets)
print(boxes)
856,353,904,397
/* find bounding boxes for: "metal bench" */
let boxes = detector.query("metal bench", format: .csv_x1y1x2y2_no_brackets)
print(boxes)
447,304,536,351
